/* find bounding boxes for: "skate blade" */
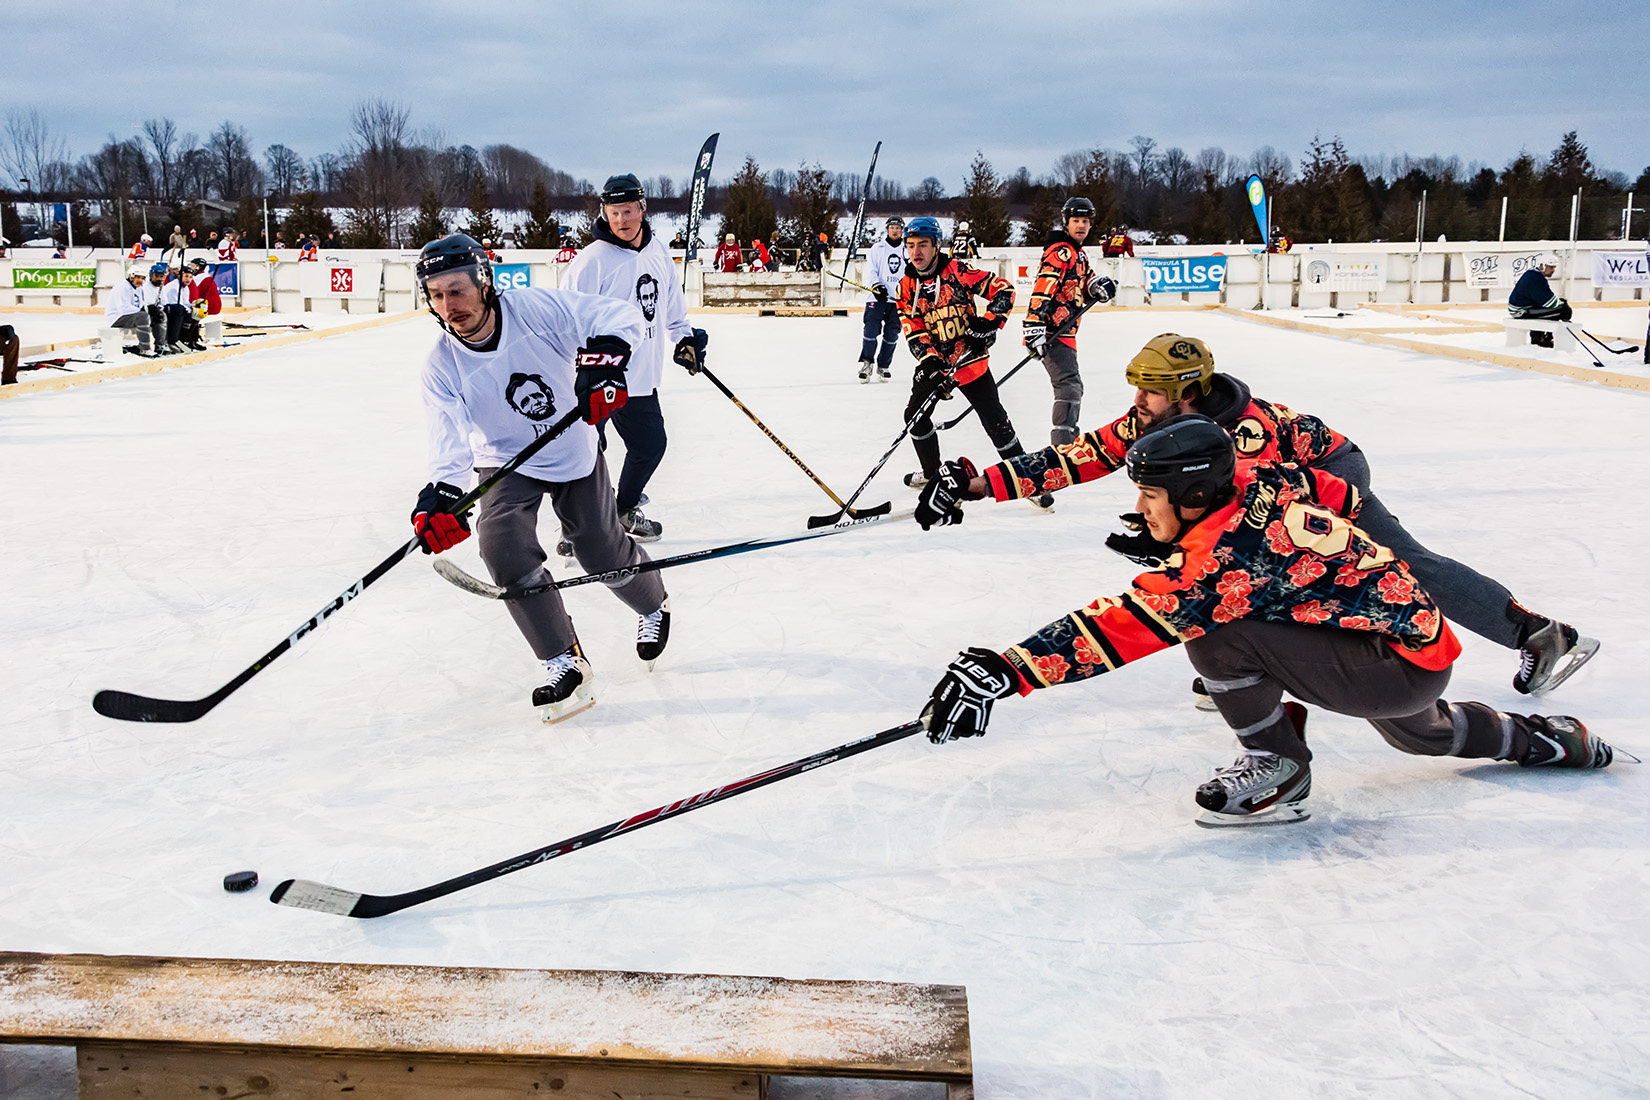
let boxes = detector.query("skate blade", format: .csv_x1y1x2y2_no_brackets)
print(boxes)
1193,694,1219,712
539,686,595,725
1195,804,1310,829
1529,635,1600,696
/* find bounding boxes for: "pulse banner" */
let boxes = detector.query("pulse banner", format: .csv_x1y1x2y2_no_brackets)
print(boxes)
1245,174,1268,243
492,263,532,290
1142,255,1227,294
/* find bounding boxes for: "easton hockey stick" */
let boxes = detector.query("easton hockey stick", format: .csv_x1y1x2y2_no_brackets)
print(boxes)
433,506,914,600
805,389,943,528
693,362,888,518
938,297,1101,431
271,717,928,918
93,404,589,723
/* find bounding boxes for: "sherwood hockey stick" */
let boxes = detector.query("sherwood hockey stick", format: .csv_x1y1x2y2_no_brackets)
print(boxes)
938,297,1101,431
823,269,878,295
805,388,943,528
433,506,914,600
271,717,928,918
93,405,588,723
694,362,888,518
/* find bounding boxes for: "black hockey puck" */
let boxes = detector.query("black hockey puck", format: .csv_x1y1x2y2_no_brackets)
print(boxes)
223,870,259,893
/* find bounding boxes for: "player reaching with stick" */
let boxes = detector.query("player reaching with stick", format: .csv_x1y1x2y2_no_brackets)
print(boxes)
414,233,671,724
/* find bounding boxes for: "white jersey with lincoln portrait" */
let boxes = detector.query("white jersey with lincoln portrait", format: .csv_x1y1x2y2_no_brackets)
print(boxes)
561,219,692,398
864,236,908,296
420,286,645,488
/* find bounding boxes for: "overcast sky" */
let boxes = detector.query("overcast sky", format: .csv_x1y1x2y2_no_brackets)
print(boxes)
7,0,1646,189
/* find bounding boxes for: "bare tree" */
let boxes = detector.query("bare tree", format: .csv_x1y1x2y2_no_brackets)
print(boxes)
2,107,72,190
1196,147,1228,184
1159,147,1193,194
1129,136,1159,184
913,176,947,201
205,122,262,200
342,97,415,245
264,144,305,200
142,118,181,201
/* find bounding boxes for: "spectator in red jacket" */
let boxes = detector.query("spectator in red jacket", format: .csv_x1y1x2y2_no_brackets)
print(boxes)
714,233,742,273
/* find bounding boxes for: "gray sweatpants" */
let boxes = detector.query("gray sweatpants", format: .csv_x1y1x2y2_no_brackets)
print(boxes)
1187,618,1528,764
473,459,666,660
109,311,153,354
1320,444,1520,648
1042,340,1083,446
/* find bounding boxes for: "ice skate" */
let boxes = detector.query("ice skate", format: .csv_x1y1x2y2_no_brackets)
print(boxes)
903,471,929,490
1191,677,1218,711
619,505,662,542
1029,493,1055,513
637,597,670,670
877,363,892,382
554,532,574,559
533,645,595,724
857,358,874,382
1514,618,1598,696
1518,715,1615,769
1195,703,1311,827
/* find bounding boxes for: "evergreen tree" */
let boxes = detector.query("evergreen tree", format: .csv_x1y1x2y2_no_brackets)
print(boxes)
520,179,561,248
281,184,335,243
721,155,777,246
953,151,1011,247
233,195,263,247
1022,186,1059,245
464,168,501,243
1187,171,1230,244
407,185,448,247
1071,150,1122,231
778,162,839,250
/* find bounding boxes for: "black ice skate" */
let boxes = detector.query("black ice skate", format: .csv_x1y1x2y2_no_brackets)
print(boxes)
858,358,874,382
619,505,662,542
1195,703,1312,827
1191,677,1218,712
1514,617,1599,696
1518,715,1615,769
637,597,670,671
533,644,594,724
903,471,929,490
1029,493,1055,513
555,532,574,559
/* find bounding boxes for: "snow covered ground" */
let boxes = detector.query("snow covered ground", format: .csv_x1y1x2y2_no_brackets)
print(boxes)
2,308,1647,1098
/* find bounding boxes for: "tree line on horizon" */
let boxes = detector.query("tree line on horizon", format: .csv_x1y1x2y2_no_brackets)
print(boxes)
3,99,1645,251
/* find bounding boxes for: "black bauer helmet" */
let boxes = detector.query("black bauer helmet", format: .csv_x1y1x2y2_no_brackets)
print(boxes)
1062,196,1095,222
600,173,645,206
1125,413,1236,510
417,233,496,336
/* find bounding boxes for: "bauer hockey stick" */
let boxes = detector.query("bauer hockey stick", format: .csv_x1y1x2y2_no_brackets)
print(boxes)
805,388,943,528
938,297,1101,431
693,362,888,518
93,403,591,723
271,717,928,917
432,506,915,601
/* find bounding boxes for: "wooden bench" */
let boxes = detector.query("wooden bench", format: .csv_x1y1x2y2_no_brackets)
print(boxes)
0,951,972,1099
1503,317,1577,351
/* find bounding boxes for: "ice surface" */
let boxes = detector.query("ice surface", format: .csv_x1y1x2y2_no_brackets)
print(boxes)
2,308,1647,1098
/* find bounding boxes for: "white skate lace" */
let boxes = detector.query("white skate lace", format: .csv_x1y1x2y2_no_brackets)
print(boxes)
542,652,579,686
638,607,665,644
1516,647,1540,683
1213,748,1276,786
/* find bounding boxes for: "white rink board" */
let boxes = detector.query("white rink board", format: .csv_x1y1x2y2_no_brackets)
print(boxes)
1,310,1646,1099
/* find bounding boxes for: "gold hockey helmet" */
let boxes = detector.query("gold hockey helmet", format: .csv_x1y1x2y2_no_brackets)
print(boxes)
1125,334,1214,401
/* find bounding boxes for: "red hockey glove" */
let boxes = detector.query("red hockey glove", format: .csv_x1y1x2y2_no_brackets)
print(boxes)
574,335,632,424
411,481,472,555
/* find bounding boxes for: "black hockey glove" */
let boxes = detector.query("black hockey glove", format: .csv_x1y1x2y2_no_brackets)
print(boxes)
672,328,708,375
871,283,889,303
1022,320,1048,358
574,335,632,424
410,481,472,555
1085,274,1117,304
963,315,999,358
1104,512,1177,567
915,354,956,396
914,458,981,531
923,647,1021,744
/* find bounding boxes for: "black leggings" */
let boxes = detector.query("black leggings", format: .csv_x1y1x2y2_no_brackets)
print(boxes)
906,367,1023,478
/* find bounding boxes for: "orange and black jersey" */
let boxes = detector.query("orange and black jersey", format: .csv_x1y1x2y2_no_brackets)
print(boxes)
997,462,1461,697
1027,229,1094,348
984,373,1349,500
895,254,1015,384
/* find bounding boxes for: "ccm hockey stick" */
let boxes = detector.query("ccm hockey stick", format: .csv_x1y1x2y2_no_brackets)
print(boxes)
938,297,1101,431
271,717,928,918
433,507,915,600
93,404,589,722
693,362,888,518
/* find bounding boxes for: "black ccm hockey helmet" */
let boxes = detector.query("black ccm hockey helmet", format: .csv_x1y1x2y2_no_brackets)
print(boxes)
1062,196,1096,222
1125,414,1236,509
417,233,493,293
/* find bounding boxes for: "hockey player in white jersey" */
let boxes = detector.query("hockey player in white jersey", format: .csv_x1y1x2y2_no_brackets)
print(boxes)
412,234,671,723
563,173,708,542
857,216,906,382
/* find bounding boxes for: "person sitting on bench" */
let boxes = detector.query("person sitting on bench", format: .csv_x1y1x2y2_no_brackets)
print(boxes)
1508,252,1570,347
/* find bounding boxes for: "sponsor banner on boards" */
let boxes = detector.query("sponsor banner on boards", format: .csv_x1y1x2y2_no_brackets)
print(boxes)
1590,251,1650,287
1142,255,1226,294
10,264,97,290
1462,251,1545,289
297,262,378,298
493,263,532,290
209,263,239,296
1300,254,1384,292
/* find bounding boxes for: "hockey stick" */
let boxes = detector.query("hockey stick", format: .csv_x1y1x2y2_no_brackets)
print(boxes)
805,389,943,528
938,298,1101,432
1571,326,1640,355
271,717,928,917
225,321,310,330
693,362,888,518
433,506,914,600
840,140,880,283
92,404,588,723
823,269,878,295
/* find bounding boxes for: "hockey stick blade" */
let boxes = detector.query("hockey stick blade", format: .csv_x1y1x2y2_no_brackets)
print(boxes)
92,689,219,723
806,499,892,528
431,559,508,599
271,719,927,918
